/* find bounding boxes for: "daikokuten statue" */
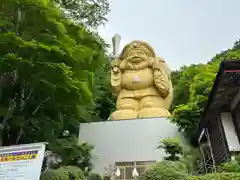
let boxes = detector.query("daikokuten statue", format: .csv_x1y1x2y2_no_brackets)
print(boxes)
110,39,173,120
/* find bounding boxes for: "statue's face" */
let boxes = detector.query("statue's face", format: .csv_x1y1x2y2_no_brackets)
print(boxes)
126,49,148,63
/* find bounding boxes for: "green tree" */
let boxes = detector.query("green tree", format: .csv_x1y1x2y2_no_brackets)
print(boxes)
158,138,200,174
41,166,85,180
188,173,240,180
47,137,94,174
158,138,184,161
0,0,108,173
91,64,116,121
219,155,240,173
88,173,102,180
140,160,188,180
171,42,240,142
233,39,240,49
52,0,110,28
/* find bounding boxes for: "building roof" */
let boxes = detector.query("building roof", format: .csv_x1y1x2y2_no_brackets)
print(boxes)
197,60,240,137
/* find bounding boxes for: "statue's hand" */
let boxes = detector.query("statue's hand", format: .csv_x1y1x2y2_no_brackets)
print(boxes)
111,59,122,94
111,59,121,74
112,66,120,74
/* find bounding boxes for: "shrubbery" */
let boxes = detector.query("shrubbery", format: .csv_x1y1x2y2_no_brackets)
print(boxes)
219,155,240,173
140,159,240,180
158,138,184,161
158,137,200,174
139,152,240,180
141,165,240,180
40,166,85,180
88,173,102,180
220,161,240,173
140,160,188,180
188,173,240,180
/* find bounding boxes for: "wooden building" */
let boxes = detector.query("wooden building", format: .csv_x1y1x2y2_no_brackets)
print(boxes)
197,60,240,173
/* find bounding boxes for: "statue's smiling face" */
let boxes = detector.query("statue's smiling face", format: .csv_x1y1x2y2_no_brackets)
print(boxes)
120,42,154,71
127,49,148,63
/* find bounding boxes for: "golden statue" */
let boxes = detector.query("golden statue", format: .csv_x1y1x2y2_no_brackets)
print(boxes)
110,35,173,120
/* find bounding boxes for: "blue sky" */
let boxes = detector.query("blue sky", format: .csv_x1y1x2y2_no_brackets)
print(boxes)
98,0,240,70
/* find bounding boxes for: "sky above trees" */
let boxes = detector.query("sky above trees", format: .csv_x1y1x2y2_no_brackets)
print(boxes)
99,0,240,70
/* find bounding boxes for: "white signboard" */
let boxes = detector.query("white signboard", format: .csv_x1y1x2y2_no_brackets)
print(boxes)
0,142,46,180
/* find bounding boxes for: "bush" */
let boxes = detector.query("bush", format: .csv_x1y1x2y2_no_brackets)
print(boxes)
41,166,85,180
102,176,110,180
40,168,68,180
88,173,102,180
220,161,240,173
219,155,240,173
157,138,184,161
187,173,240,180
140,160,188,180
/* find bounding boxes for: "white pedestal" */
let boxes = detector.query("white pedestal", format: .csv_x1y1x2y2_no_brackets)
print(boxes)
78,118,182,173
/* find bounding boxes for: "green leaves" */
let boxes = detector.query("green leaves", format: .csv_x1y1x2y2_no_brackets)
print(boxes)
140,160,188,180
171,42,240,142
52,0,110,28
188,173,240,180
40,166,85,180
0,0,109,175
171,102,202,140
219,155,240,173
158,138,184,161
48,136,94,171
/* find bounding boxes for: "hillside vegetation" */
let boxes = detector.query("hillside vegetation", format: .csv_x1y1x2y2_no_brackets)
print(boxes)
171,40,240,143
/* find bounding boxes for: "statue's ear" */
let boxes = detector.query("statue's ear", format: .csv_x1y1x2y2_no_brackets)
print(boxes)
156,57,171,78
156,57,166,63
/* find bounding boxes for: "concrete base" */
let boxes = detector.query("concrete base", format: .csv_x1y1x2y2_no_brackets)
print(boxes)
78,118,182,173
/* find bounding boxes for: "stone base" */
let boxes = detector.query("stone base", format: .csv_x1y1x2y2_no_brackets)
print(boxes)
78,118,183,173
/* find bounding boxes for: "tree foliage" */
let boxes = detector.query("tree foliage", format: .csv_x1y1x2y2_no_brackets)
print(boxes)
188,173,240,180
52,0,110,28
48,137,94,174
158,138,184,161
90,62,116,121
0,0,109,173
158,137,200,174
40,166,85,180
88,173,102,180
140,160,188,180
219,155,240,173
220,161,240,173
171,41,240,142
